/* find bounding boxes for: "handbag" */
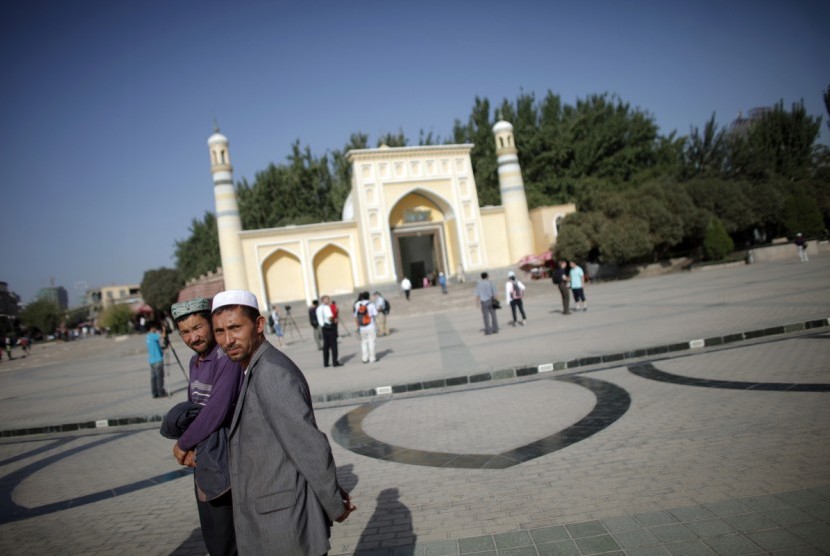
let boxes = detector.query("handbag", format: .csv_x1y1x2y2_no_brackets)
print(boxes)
492,299,501,310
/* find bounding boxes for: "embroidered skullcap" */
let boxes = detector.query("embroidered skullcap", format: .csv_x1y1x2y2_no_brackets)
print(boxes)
170,297,211,319
212,290,259,313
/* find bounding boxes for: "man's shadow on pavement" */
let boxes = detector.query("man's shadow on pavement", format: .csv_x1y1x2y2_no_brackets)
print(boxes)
355,488,416,555
169,528,205,555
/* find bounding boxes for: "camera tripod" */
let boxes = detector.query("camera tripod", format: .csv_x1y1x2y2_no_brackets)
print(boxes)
282,306,304,343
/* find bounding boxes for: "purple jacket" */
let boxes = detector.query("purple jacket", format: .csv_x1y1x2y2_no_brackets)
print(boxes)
177,343,242,451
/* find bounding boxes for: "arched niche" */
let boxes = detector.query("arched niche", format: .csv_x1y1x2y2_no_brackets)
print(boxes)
313,244,355,297
262,248,304,304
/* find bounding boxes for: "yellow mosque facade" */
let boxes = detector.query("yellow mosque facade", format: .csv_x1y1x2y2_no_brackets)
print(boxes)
207,122,575,310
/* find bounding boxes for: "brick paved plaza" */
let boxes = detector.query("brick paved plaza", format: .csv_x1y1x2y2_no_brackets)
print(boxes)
0,256,828,555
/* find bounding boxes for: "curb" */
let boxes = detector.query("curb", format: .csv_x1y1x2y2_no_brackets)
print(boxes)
2,317,828,439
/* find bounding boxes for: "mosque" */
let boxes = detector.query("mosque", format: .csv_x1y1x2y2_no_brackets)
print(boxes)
204,121,575,310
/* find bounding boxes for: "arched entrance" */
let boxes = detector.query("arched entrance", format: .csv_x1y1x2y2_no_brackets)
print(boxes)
262,249,303,304
388,191,455,288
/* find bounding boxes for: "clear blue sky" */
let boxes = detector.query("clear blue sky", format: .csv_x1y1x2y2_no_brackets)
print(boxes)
2,0,828,307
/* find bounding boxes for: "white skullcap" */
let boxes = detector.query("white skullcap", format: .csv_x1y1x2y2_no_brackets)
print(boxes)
507,271,516,278
212,290,259,312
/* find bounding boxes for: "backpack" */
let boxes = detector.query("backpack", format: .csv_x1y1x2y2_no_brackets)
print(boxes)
382,299,390,314
356,303,372,326
510,281,524,300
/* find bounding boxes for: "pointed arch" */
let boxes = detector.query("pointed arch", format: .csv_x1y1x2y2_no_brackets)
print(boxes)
262,248,303,304
312,243,355,297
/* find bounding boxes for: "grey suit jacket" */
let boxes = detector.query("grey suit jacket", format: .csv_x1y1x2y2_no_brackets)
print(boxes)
228,341,345,556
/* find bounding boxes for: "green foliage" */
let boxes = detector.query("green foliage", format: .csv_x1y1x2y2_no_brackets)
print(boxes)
99,304,134,335
553,218,593,262
19,299,61,336
140,267,183,314
598,216,653,264
174,211,220,282
682,114,726,179
703,218,734,260
781,183,825,237
65,307,89,328
727,101,821,182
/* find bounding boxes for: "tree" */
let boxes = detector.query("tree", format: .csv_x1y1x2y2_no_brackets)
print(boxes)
99,304,134,335
141,267,183,315
598,216,653,264
703,217,734,260
780,182,825,237
19,299,61,337
682,114,726,179
727,100,821,181
175,211,220,282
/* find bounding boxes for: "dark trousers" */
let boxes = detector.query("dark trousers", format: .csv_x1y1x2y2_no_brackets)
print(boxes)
322,326,339,366
558,283,570,314
510,299,526,322
150,361,165,397
196,486,237,556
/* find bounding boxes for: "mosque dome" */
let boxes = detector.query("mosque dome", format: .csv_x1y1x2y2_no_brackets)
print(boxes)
208,131,229,146
341,192,354,221
492,120,513,133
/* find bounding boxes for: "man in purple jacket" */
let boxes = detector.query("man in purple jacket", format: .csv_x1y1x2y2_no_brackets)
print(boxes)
171,297,243,556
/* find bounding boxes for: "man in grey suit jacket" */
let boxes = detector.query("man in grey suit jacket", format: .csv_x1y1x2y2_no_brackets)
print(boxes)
211,290,356,555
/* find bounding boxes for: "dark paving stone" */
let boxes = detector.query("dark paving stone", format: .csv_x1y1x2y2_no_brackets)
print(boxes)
528,526,569,544
535,540,579,556
421,539,458,556
493,531,532,548
574,534,620,555
762,507,816,526
565,520,607,538
722,513,778,533
649,524,697,543
745,529,806,551
602,515,640,533
665,540,716,556
702,533,762,555
788,521,830,551
635,510,677,527
703,499,753,517
668,506,716,523
458,536,494,553
612,528,659,549
683,518,735,538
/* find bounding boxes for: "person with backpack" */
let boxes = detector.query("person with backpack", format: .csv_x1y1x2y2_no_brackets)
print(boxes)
353,291,378,363
505,271,527,326
372,291,390,336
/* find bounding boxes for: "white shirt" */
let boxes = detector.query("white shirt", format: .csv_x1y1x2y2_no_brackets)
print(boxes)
401,278,412,291
316,304,334,327
506,279,526,300
353,300,377,331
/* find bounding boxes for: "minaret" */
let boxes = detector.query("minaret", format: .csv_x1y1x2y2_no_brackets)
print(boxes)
493,120,534,262
208,127,248,291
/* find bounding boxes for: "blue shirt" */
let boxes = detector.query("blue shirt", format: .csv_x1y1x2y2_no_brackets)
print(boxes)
146,332,164,365
570,266,584,289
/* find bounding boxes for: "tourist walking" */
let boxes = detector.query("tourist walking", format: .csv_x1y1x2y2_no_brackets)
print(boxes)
569,261,587,311
505,271,527,326
146,323,167,398
354,291,378,363
373,291,390,336
795,233,809,263
438,272,448,294
401,276,412,300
